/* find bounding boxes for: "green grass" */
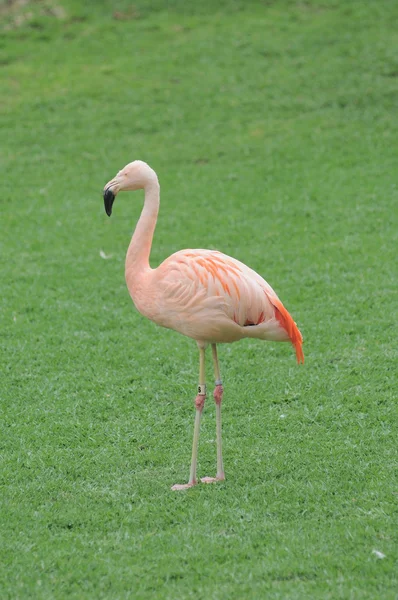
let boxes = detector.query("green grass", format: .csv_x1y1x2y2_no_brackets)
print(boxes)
1,0,397,597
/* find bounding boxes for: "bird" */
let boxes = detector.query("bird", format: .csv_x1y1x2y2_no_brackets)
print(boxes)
103,160,304,490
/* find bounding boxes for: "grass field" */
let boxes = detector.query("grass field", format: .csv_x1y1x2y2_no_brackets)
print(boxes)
1,0,397,597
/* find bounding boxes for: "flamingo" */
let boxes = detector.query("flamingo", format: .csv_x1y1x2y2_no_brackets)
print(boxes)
103,160,304,490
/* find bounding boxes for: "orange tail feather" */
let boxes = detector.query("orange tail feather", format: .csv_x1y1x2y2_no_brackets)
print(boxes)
271,297,304,364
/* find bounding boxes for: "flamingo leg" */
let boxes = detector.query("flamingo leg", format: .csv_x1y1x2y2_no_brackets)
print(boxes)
201,343,225,484
171,346,206,491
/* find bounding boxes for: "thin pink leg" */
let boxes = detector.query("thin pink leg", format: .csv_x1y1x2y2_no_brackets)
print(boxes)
201,344,226,484
172,346,206,491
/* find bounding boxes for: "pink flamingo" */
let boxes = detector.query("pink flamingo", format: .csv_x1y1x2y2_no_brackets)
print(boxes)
104,160,304,490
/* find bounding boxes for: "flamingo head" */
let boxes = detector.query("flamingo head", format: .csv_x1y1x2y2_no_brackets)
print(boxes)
103,160,158,216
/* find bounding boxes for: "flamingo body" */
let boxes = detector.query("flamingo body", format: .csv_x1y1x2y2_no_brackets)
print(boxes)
103,160,304,490
127,248,303,362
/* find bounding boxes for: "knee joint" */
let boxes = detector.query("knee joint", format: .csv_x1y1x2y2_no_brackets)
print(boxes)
213,382,223,405
195,390,206,411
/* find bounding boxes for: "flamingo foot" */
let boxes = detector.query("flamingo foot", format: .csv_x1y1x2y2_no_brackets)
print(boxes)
171,481,197,491
200,474,225,484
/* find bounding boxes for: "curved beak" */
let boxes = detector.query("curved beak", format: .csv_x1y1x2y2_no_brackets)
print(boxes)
104,187,115,217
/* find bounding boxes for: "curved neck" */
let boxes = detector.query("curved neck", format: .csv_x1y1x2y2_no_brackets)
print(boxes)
125,180,160,279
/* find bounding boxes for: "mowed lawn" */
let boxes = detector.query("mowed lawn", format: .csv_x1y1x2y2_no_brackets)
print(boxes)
1,0,397,598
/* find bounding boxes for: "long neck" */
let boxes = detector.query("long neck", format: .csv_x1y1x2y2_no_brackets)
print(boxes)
125,180,160,279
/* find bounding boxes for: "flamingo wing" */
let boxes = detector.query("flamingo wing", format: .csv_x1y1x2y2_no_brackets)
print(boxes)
148,250,303,363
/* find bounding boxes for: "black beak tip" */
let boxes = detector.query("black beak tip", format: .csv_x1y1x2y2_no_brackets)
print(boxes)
104,188,115,217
